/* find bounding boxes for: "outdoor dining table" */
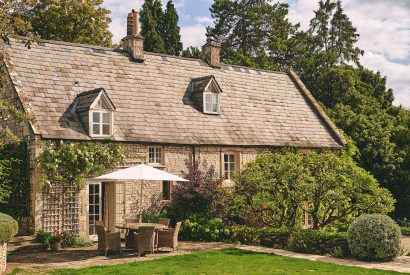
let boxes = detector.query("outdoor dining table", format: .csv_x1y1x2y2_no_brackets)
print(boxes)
115,223,166,250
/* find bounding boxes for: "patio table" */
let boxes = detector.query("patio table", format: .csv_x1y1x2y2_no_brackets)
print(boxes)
116,223,166,250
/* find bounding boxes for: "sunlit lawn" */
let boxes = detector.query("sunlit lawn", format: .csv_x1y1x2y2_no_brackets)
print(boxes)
39,248,400,275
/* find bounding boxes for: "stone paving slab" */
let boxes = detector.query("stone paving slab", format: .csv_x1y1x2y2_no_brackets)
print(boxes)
7,241,410,274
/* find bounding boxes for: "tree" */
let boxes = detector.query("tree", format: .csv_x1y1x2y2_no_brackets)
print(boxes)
301,150,395,229
162,1,182,55
207,0,299,69
232,148,394,229
169,160,225,221
181,46,203,59
140,0,165,53
28,0,113,47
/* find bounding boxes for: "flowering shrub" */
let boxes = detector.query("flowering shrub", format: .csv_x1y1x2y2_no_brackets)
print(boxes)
180,215,230,242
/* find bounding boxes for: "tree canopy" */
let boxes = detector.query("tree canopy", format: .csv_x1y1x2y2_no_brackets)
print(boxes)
28,0,113,47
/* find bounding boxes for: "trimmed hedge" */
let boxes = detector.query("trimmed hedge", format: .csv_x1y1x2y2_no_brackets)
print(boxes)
0,213,18,242
230,226,269,245
348,214,401,261
288,230,349,257
260,228,296,249
401,227,410,236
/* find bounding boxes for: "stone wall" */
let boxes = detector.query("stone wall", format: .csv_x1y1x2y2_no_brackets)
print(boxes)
0,242,6,274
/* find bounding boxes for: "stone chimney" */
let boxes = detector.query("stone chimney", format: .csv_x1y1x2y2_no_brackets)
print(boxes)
121,9,144,62
202,38,221,68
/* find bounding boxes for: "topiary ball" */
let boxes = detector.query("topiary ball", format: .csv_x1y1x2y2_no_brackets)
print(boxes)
0,213,18,243
347,214,401,261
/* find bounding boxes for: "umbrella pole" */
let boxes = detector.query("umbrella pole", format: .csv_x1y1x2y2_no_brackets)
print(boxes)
139,180,143,223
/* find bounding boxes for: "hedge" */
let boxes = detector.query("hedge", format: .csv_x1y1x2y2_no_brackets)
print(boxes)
260,228,296,249
401,227,410,236
0,213,18,242
287,229,349,257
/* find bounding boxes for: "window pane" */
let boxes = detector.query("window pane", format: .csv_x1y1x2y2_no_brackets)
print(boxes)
102,124,110,135
224,154,229,162
230,162,235,171
205,94,212,103
93,112,100,123
229,155,235,162
93,123,100,135
102,113,110,123
162,181,170,200
205,102,212,112
213,102,218,113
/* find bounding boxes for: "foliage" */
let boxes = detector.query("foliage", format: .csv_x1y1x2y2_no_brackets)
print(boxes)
288,230,349,257
0,143,29,216
180,214,230,242
37,141,125,190
0,213,18,242
28,0,112,47
232,148,394,229
48,249,400,275
168,160,225,221
401,227,410,236
48,230,63,244
162,1,182,56
207,0,300,69
229,225,271,245
260,227,296,248
35,229,52,245
181,46,203,59
60,232,92,248
347,214,401,261
301,150,395,229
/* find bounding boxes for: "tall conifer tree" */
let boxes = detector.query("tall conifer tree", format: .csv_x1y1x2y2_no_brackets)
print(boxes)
162,1,182,56
140,0,165,53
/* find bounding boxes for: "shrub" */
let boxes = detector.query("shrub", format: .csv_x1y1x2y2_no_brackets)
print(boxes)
287,230,349,257
61,232,92,248
260,228,296,249
401,227,410,236
0,213,18,242
348,214,401,261
230,226,266,245
180,215,230,242
36,230,52,245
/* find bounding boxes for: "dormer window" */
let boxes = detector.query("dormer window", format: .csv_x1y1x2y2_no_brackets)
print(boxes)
190,75,223,115
204,92,219,114
72,88,116,138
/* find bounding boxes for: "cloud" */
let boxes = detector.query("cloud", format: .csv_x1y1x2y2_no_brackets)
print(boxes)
195,16,213,24
180,24,207,48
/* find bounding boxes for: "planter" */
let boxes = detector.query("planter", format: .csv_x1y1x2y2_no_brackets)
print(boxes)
50,242,61,251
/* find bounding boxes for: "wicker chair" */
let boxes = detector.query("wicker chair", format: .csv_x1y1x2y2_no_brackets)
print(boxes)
134,226,156,257
95,221,121,256
158,218,170,227
125,218,139,224
157,222,181,251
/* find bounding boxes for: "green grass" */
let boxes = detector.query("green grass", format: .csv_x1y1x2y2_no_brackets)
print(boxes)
44,249,400,275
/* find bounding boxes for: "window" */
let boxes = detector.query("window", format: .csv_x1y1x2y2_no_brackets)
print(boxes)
149,147,162,164
162,181,171,200
204,92,219,114
302,202,314,228
224,154,236,180
91,111,112,136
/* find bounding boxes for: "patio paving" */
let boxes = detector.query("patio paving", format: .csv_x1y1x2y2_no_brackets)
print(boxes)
7,240,410,274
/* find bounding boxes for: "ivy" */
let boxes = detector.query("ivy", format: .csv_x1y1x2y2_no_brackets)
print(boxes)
38,141,125,190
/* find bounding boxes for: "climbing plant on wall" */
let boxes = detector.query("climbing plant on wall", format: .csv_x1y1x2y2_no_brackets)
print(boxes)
38,141,125,190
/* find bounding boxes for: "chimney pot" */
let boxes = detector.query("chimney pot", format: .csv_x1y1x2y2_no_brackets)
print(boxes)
203,39,221,68
122,9,144,62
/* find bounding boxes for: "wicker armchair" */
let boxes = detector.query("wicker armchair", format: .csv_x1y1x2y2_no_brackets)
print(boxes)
158,218,170,227
95,221,121,256
134,226,156,257
157,222,181,251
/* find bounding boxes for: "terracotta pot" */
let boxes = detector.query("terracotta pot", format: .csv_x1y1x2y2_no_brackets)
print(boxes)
50,241,61,251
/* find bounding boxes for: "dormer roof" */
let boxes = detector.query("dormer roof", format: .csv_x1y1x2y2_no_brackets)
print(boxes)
74,88,116,113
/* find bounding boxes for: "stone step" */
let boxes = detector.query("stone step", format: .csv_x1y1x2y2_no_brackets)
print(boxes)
9,235,36,247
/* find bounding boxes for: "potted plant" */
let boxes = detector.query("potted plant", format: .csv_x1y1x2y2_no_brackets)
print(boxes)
49,230,63,251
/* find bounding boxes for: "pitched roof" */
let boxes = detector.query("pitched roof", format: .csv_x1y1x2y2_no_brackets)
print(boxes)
74,88,115,112
3,39,345,148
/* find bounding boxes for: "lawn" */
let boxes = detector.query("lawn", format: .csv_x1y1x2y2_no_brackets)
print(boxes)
44,249,399,275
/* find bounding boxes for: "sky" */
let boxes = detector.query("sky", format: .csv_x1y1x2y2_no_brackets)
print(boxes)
103,0,410,108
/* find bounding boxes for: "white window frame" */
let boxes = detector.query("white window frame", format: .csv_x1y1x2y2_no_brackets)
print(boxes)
223,153,236,180
148,147,163,164
90,110,113,137
203,92,219,114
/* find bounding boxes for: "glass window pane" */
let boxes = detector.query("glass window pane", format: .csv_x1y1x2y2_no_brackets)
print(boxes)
93,112,100,123
213,102,218,113
102,113,110,123
230,162,235,171
229,155,235,162
205,94,211,103
205,102,212,112
93,123,100,135
224,154,228,162
102,124,110,135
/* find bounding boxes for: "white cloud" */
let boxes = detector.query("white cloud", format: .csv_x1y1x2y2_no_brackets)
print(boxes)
180,24,207,48
195,16,213,24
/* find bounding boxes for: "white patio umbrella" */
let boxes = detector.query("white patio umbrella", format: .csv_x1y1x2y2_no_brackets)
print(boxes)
95,164,188,223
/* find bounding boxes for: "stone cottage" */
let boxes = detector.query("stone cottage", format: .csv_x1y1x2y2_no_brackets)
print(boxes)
0,10,345,238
